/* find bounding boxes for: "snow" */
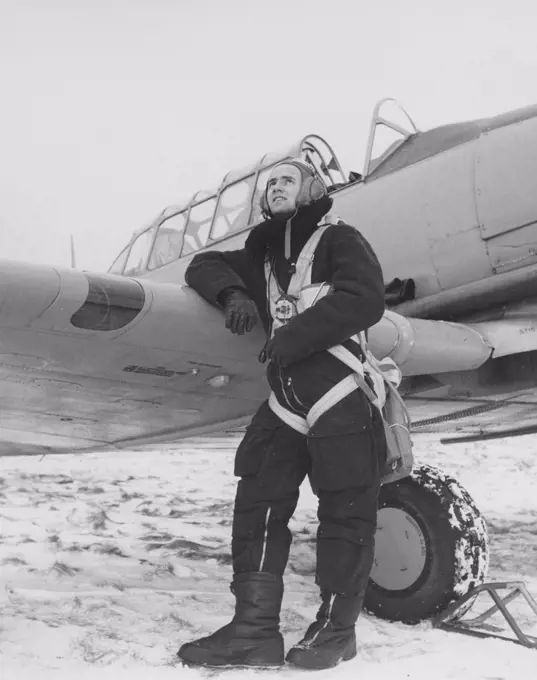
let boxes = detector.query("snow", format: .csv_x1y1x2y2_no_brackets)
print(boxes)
1,433,536,679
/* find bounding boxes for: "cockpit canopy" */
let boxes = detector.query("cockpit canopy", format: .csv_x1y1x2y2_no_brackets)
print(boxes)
108,134,347,277
108,98,420,277
108,97,537,278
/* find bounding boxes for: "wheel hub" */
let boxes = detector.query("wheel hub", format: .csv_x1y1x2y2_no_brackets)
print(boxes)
370,507,428,591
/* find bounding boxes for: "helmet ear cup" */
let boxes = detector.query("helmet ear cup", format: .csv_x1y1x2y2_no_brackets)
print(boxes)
309,176,326,202
299,175,327,205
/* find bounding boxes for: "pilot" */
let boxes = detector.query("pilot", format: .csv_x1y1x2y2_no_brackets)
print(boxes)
178,158,386,671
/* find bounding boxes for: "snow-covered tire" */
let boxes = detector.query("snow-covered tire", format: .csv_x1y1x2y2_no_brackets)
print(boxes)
364,463,489,623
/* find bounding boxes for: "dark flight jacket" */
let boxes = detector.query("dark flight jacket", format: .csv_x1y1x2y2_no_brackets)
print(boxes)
185,196,386,436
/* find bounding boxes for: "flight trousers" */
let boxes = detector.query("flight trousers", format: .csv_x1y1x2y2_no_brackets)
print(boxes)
231,395,386,596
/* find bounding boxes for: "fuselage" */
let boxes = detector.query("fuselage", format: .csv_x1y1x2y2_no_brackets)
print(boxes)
137,103,537,319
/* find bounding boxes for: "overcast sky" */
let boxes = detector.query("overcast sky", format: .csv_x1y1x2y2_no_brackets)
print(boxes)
1,0,536,272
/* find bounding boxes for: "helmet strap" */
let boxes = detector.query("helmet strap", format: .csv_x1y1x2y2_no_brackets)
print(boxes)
285,218,292,262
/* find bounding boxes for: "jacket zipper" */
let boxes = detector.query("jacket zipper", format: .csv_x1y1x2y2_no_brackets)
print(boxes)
277,369,297,413
286,377,308,413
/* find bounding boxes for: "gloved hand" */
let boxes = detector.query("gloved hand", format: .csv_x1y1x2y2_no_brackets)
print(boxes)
222,288,258,335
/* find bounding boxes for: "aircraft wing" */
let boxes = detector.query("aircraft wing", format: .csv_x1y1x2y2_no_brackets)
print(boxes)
2,259,537,457
0,261,269,457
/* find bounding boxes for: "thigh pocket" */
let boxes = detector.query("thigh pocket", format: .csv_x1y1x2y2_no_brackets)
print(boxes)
308,429,380,492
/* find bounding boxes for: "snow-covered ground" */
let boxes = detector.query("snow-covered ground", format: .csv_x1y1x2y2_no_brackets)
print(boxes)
1,433,536,679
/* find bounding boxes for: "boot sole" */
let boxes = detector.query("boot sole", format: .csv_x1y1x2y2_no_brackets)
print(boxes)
178,640,284,669
180,660,284,670
286,643,356,670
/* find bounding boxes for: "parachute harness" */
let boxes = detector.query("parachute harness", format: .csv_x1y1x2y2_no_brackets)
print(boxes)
264,218,402,435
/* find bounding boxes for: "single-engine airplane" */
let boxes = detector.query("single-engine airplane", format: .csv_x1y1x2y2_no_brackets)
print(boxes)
1,99,537,633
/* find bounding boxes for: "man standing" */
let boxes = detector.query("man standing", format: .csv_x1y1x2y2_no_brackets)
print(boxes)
178,158,386,670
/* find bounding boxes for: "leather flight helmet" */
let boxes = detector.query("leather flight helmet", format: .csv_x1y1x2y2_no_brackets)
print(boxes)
260,158,327,219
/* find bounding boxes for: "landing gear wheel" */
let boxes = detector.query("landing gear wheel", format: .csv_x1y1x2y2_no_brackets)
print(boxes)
365,463,489,623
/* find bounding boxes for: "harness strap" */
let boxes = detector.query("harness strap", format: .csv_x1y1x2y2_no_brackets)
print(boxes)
287,225,329,297
268,392,309,435
269,374,361,435
327,345,379,404
265,225,331,339
306,374,359,428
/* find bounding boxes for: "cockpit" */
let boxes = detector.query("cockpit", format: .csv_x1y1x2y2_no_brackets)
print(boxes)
108,99,418,277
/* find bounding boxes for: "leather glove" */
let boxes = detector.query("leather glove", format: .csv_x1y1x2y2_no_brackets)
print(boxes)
222,288,258,335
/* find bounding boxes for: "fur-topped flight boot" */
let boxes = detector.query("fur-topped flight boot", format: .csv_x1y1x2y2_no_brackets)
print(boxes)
177,571,284,668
